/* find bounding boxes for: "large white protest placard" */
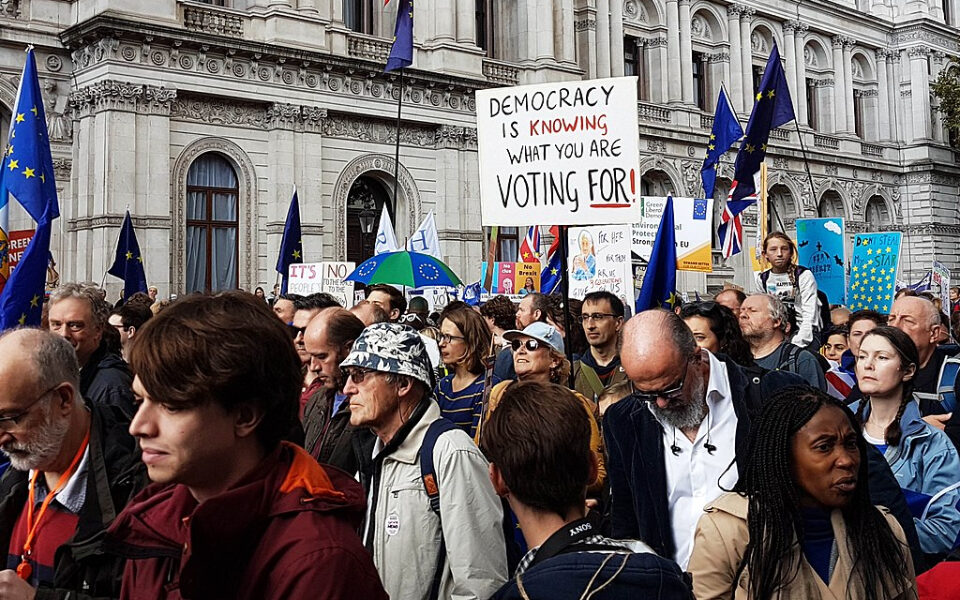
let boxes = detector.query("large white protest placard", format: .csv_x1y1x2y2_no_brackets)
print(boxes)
567,225,633,309
631,197,714,272
288,262,356,307
477,77,641,226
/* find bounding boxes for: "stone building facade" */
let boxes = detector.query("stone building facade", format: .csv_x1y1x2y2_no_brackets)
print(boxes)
0,0,958,296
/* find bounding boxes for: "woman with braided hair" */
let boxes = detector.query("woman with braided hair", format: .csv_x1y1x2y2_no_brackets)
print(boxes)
755,232,822,352
850,326,960,557
688,386,916,599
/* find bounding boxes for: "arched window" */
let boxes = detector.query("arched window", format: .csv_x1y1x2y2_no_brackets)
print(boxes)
186,153,239,293
346,175,393,265
640,169,675,196
864,195,890,229
768,184,796,234
817,191,845,218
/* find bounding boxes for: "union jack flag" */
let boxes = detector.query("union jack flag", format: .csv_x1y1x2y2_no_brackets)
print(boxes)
718,181,757,259
518,226,540,263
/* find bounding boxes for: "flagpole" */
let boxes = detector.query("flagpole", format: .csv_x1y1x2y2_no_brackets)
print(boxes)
391,69,404,212
791,117,818,214
556,225,575,388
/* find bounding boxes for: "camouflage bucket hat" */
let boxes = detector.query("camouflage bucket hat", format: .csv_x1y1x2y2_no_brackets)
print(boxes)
339,322,434,388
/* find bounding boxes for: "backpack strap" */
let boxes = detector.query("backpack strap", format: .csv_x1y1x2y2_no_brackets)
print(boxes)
759,270,770,289
577,363,605,400
781,343,802,373
420,418,459,517
419,418,459,600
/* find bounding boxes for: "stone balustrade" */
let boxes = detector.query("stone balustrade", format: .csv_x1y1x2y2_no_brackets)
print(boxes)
813,133,841,150
182,3,243,37
638,101,672,123
482,59,519,86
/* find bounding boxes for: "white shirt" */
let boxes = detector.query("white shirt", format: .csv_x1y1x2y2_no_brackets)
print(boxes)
649,349,739,569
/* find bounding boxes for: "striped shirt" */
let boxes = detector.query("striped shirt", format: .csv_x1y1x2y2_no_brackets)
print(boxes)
434,373,485,438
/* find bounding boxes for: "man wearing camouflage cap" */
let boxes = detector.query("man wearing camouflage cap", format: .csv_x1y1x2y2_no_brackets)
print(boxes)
342,323,507,600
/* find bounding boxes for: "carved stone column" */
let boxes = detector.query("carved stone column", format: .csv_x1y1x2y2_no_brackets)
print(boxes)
792,21,808,126
832,37,847,133
908,46,931,141
739,7,754,111
726,5,743,112
782,21,798,114
875,49,891,141
597,0,612,77
611,0,625,76
679,0,693,104
842,39,856,133
666,0,681,102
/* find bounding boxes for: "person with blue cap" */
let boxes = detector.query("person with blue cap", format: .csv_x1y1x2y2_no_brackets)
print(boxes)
341,323,507,600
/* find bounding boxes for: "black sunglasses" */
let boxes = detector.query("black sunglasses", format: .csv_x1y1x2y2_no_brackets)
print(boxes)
510,338,543,352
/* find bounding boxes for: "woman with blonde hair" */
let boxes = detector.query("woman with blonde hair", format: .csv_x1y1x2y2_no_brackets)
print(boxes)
755,231,822,351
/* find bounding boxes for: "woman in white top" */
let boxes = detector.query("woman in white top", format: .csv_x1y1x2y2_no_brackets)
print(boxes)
755,232,822,351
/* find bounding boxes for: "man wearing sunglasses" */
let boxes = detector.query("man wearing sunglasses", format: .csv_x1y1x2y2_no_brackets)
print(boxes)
573,291,627,402
602,310,805,570
0,328,142,598
341,323,507,600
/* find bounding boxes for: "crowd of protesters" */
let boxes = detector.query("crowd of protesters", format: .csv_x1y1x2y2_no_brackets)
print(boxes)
0,232,957,599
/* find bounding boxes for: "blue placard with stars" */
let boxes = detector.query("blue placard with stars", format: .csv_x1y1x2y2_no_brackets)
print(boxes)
847,232,902,314
797,218,846,305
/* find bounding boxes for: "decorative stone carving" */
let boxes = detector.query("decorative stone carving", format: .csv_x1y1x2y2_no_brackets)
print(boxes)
681,160,700,195
804,46,816,67
321,115,436,148
825,164,839,175
647,139,667,153
42,80,72,142
574,19,596,32
751,32,766,54
907,46,930,58
331,154,422,261
52,158,71,179
691,15,709,41
624,0,647,23
170,96,269,128
45,55,63,72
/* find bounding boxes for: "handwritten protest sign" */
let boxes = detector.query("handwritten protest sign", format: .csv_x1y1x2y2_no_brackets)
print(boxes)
847,232,901,314
477,77,641,226
933,261,951,316
797,218,846,305
567,225,633,309
288,262,356,307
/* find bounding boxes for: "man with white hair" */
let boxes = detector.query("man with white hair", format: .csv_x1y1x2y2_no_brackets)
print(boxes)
888,295,954,396
740,293,826,391
48,282,135,417
0,329,142,597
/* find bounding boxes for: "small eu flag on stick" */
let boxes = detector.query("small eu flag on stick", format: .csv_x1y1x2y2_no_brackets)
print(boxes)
107,210,148,302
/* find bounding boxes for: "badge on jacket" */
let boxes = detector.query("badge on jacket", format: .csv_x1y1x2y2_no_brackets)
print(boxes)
386,512,400,536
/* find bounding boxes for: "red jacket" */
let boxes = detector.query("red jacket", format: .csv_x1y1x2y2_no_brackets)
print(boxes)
105,442,387,600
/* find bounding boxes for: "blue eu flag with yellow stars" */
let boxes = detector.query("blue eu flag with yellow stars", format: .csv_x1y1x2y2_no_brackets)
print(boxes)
276,189,303,294
0,47,59,330
635,195,678,313
700,86,743,199
107,210,148,301
385,0,413,72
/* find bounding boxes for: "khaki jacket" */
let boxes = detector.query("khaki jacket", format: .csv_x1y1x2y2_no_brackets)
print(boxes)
688,492,917,600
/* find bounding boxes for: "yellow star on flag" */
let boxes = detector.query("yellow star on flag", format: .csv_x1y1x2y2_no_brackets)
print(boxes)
708,144,715,151
767,90,775,99
761,143,768,152
884,294,891,300
22,167,35,179
30,106,38,116
18,313,26,325
866,248,873,255
550,267,558,276
745,144,755,153
755,92,762,101
39,173,45,183
852,266,858,272
125,251,133,260
29,295,40,308
7,159,17,171
292,249,301,259
15,113,24,123
710,134,716,140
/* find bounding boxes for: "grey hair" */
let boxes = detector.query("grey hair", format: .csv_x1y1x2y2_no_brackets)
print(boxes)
759,294,790,333
0,328,81,391
664,310,699,357
49,282,111,330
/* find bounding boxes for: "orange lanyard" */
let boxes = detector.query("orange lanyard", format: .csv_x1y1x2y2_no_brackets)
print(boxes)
16,429,90,581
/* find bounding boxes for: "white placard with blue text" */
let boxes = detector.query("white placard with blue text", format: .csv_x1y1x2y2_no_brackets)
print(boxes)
476,77,641,226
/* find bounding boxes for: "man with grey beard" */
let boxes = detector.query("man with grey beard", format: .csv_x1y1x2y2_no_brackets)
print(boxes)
0,329,142,598
602,310,804,569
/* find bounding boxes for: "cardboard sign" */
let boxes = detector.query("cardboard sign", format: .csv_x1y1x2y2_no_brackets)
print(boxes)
288,262,356,307
567,224,633,309
515,262,541,296
631,197,714,272
477,77,642,226
847,232,902,314
933,261,951,316
797,218,846,305
497,262,517,295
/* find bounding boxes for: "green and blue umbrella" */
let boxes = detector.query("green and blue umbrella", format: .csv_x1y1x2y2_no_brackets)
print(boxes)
345,251,463,289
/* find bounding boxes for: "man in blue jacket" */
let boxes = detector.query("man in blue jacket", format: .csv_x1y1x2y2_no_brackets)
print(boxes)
603,309,920,571
483,380,691,600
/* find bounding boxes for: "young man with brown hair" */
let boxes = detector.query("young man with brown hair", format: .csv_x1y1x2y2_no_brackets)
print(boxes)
482,381,691,599
104,292,386,600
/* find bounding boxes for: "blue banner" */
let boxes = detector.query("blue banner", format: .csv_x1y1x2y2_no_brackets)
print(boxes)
847,232,902,314
796,218,846,306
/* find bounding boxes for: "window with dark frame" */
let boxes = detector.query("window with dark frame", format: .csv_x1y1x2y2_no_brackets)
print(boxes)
752,65,764,95
692,52,707,111
496,227,520,262
853,90,864,139
806,78,818,132
624,37,649,101
476,0,495,56
185,154,239,294
345,0,374,34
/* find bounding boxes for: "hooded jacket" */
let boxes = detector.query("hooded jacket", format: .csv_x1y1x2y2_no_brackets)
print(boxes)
688,492,916,600
849,398,960,556
79,342,135,418
0,404,143,600
104,442,387,600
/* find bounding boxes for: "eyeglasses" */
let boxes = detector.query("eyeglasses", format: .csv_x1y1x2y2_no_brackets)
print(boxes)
342,368,378,385
438,333,465,345
630,357,696,403
510,338,544,352
289,324,306,339
0,383,60,431
580,313,619,323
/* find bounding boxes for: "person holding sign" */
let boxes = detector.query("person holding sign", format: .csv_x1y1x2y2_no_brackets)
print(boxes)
754,232,822,351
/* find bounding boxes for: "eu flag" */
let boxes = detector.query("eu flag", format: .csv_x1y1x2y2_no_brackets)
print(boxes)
385,0,413,72
718,43,794,257
2,48,59,224
0,214,50,329
107,210,148,301
540,226,562,295
276,189,303,294
635,195,677,313
701,87,743,199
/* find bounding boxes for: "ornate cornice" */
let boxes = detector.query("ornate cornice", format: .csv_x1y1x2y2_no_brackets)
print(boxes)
61,17,485,116
894,25,959,52
68,214,173,232
907,45,931,58
69,80,177,116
